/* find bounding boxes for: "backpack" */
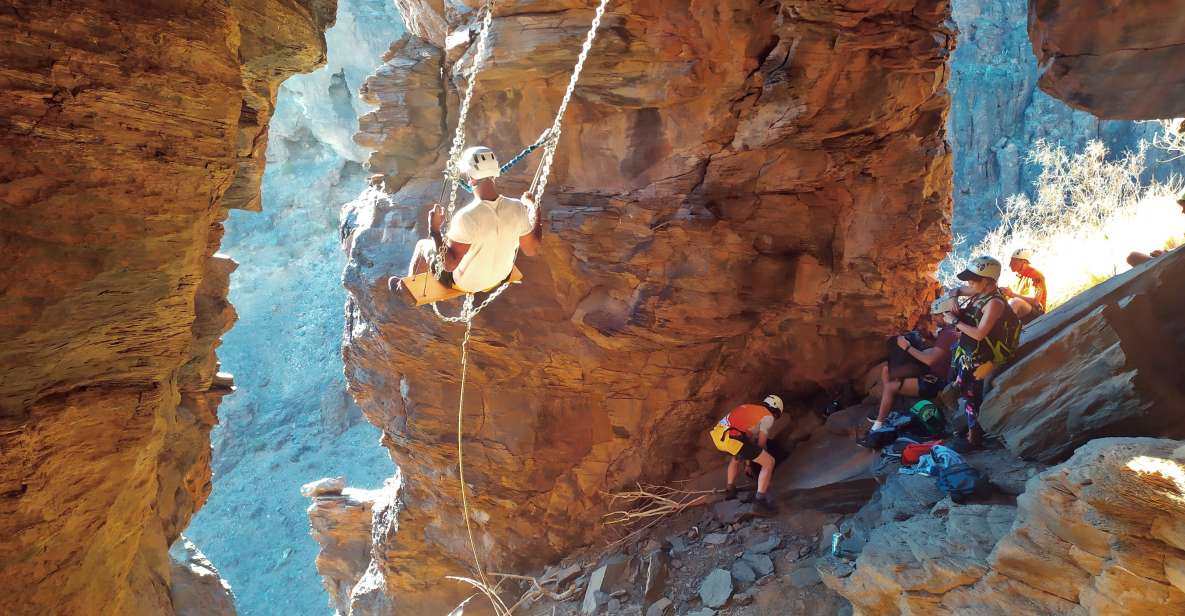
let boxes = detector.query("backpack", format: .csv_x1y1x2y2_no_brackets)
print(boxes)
936,462,989,503
902,440,943,465
908,400,946,438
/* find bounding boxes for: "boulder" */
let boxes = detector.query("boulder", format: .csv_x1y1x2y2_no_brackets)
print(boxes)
730,560,757,585
981,248,1185,462
1028,0,1185,119
581,555,633,614
642,550,669,608
698,568,733,609
168,539,237,616
741,552,775,578
823,438,1185,614
306,487,382,614
301,477,346,498
644,597,672,616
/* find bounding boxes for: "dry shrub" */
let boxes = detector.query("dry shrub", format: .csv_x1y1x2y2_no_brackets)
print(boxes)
944,127,1185,308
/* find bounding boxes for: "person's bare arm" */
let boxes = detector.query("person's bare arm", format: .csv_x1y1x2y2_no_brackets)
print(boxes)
518,192,543,257
952,298,1004,341
757,431,769,450
429,203,471,271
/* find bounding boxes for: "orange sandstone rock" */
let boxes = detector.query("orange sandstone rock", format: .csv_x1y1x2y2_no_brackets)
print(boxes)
0,1,333,613
340,0,955,611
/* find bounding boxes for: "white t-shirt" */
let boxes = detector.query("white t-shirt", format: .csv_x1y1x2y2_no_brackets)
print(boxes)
446,195,533,292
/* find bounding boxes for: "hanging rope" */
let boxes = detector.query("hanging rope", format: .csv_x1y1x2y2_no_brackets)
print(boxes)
441,4,612,614
432,0,496,277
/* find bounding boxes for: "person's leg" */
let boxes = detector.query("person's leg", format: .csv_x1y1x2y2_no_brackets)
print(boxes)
875,376,900,425
754,451,776,495
409,238,436,276
726,457,740,495
1128,251,1153,267
962,373,985,447
1009,297,1032,319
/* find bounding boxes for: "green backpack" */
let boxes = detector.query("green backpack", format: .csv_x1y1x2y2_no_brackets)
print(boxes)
909,400,946,437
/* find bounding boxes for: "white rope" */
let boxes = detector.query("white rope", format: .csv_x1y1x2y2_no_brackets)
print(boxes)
527,0,610,219
433,0,496,277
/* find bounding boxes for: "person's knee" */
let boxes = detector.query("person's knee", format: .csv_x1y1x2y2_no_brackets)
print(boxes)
1009,297,1030,315
1127,251,1152,267
756,451,775,469
885,379,901,394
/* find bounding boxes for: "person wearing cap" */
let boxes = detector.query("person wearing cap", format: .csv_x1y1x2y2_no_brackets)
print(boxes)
1002,248,1047,324
395,145,542,293
943,256,1022,449
709,395,784,514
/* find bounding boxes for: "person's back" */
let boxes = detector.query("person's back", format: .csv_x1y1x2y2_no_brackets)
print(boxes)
447,195,532,292
955,290,1021,369
722,403,774,438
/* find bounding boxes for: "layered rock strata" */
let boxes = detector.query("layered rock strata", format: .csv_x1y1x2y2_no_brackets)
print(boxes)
982,246,1185,463
0,1,333,614
341,0,956,611
821,437,1185,615
1028,0,1185,119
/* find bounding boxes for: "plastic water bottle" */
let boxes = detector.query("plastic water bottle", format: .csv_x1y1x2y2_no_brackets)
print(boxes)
830,532,842,557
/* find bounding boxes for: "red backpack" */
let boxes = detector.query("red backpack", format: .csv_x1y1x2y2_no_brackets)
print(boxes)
902,440,944,465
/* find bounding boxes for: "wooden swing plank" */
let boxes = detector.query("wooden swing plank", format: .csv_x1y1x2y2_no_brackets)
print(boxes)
399,267,524,307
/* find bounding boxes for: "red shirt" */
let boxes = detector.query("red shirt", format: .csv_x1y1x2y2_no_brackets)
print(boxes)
724,404,774,437
927,326,960,378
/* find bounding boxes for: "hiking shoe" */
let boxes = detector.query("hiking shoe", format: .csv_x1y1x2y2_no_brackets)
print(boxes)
753,495,779,516
723,485,738,500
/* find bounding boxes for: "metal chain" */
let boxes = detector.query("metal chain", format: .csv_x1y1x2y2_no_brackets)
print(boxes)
432,0,496,276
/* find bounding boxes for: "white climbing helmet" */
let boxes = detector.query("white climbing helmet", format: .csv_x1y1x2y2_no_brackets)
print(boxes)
1011,247,1034,262
762,394,784,415
459,145,500,180
957,256,1002,282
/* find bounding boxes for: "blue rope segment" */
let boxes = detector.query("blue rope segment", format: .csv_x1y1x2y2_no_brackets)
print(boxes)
457,132,552,193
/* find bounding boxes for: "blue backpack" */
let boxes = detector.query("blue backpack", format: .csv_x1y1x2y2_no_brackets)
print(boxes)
936,463,988,503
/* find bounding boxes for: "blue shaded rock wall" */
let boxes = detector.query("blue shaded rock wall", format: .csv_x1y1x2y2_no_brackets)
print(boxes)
948,0,1169,244
185,1,402,614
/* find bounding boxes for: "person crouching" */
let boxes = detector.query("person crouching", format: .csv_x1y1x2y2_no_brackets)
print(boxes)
709,395,784,515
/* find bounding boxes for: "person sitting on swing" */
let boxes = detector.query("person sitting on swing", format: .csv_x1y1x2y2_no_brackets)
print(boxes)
391,145,543,296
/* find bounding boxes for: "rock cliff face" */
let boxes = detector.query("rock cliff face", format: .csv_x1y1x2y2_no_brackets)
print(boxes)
822,437,1185,614
982,247,1185,463
181,1,399,613
1029,0,1185,120
0,1,333,614
340,0,955,611
947,0,1173,244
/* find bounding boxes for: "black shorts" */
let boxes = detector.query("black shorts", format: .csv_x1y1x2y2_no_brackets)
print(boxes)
918,374,945,400
1019,302,1046,324
733,438,764,461
434,267,455,289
